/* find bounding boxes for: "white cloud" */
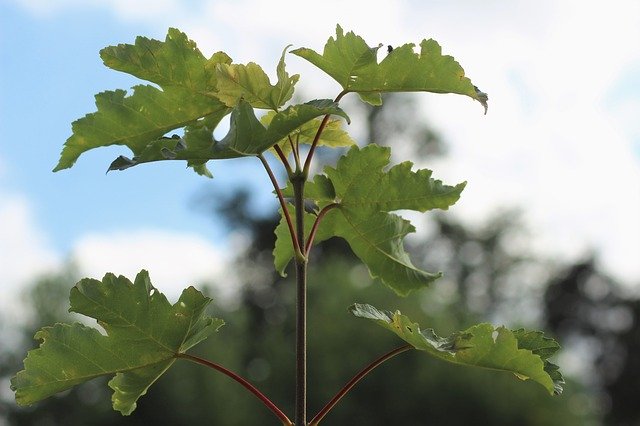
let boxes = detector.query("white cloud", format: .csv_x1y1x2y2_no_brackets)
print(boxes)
0,194,61,322
417,1,640,285
0,190,233,329
70,229,231,300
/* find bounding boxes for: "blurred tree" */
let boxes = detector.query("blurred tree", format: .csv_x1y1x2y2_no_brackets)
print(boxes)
544,259,640,425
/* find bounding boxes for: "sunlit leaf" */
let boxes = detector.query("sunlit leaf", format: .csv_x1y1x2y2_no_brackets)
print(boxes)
292,25,488,111
208,99,349,158
261,112,355,157
216,46,299,110
11,270,224,415
350,303,564,395
100,27,229,93
274,144,464,295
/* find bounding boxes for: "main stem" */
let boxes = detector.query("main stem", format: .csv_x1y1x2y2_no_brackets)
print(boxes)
292,174,307,426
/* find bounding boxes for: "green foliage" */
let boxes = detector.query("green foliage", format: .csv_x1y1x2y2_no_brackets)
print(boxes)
14,25,566,424
11,270,223,415
54,28,347,177
292,24,488,110
107,99,349,175
274,144,465,295
261,113,356,156
351,303,564,395
212,99,349,157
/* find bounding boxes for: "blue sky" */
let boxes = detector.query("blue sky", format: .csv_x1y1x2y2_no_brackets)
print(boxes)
1,1,639,321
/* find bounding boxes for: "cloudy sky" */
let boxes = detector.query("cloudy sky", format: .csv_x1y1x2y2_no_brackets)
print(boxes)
1,0,639,322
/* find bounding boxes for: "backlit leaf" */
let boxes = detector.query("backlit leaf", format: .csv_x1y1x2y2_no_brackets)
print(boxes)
350,303,564,395
292,25,488,111
11,270,224,415
100,27,228,92
216,46,299,110
209,99,349,157
261,112,356,157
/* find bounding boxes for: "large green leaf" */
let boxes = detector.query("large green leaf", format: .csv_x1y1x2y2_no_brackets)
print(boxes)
11,270,224,415
350,303,564,395
292,25,488,111
274,144,465,295
107,99,350,173
216,46,299,110
54,86,228,172
54,28,231,173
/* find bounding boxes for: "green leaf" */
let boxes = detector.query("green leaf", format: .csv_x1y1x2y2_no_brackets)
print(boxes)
212,99,350,158
261,112,356,157
216,46,299,110
274,144,464,295
350,303,564,395
106,99,349,172
11,270,224,415
55,28,232,173
100,28,229,93
106,109,228,176
292,25,488,111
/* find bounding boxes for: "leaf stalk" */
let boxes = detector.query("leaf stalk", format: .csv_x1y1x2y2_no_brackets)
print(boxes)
309,344,413,425
305,203,339,255
177,353,292,425
258,154,304,259
274,144,294,176
302,90,348,177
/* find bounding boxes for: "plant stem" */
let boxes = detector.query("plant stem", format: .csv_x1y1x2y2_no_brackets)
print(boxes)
309,345,413,425
176,353,293,425
288,135,302,172
292,173,308,426
305,203,339,255
302,90,348,177
274,144,294,176
258,154,303,258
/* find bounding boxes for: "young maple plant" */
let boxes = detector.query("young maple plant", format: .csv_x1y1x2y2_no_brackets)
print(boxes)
11,26,564,425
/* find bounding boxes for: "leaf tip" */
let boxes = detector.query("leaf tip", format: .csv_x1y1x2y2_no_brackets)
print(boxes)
473,85,489,114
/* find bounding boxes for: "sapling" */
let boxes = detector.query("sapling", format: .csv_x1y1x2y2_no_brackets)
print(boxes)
11,26,563,425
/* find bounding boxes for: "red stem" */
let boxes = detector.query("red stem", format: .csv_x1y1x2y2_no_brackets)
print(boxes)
309,345,413,425
258,154,303,257
287,135,302,172
177,353,292,425
273,144,293,176
305,203,339,255
302,90,348,176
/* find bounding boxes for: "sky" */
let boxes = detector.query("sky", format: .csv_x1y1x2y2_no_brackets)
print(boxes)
1,0,639,325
